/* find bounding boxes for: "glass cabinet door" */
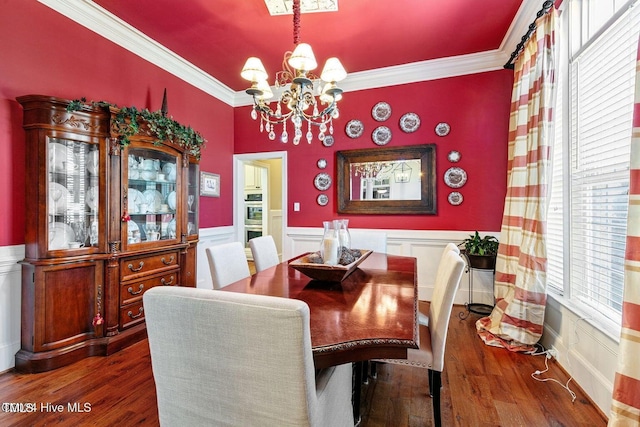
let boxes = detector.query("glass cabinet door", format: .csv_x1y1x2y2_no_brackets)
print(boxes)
187,161,199,237
126,147,179,245
48,137,100,251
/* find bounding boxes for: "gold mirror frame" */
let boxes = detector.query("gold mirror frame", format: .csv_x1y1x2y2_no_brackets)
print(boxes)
336,144,437,214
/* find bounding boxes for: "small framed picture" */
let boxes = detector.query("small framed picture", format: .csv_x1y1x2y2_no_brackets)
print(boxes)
200,172,220,197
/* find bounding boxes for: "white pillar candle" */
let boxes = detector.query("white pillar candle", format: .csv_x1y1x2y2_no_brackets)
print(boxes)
323,236,339,265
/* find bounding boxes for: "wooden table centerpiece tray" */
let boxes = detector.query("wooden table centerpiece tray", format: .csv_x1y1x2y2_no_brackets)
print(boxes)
289,249,373,282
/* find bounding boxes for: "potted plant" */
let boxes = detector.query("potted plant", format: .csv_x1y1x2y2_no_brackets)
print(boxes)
459,231,499,270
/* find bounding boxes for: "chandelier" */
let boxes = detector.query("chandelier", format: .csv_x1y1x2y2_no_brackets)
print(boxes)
351,162,389,180
241,0,347,145
394,161,413,183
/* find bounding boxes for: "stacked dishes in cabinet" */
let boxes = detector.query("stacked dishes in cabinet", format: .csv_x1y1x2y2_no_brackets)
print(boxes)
127,156,178,244
48,141,99,250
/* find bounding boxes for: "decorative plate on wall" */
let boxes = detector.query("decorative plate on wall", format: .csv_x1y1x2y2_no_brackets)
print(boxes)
399,112,421,133
322,135,335,147
444,167,467,188
314,173,332,191
317,194,329,206
372,126,392,145
448,191,463,206
372,102,392,122
447,150,461,162
435,122,451,136
317,158,327,169
345,120,364,138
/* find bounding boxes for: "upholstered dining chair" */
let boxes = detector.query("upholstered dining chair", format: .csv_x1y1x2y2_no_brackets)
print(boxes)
205,242,250,289
249,235,280,272
375,250,465,427
144,286,354,427
418,242,461,326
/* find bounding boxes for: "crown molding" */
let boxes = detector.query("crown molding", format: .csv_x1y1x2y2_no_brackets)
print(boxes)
233,49,506,106
37,0,236,106
499,0,546,65
39,0,533,108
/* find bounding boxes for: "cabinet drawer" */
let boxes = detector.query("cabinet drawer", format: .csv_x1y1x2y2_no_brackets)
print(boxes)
120,300,145,330
120,270,179,306
121,251,179,281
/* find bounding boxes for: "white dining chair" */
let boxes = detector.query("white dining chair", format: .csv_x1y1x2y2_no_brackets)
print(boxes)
374,250,465,427
205,242,250,289
249,235,280,272
419,242,461,326
349,230,387,253
144,286,354,427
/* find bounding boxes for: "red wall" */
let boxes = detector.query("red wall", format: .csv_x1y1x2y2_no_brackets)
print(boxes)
0,2,234,247
0,2,513,247
234,70,513,231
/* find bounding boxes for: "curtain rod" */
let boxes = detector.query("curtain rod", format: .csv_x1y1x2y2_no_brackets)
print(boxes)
504,0,554,69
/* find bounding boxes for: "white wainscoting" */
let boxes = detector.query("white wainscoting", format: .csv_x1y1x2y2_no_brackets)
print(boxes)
540,294,619,415
0,245,24,373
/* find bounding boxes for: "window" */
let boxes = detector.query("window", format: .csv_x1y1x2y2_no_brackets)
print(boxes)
547,0,640,327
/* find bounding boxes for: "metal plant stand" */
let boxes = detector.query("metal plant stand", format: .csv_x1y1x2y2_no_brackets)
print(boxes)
459,251,495,319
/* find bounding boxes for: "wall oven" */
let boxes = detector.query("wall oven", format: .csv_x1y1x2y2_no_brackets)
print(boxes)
245,204,263,225
244,193,263,226
245,225,263,243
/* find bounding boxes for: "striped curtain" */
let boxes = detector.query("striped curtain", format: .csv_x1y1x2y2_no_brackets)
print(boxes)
609,35,640,426
476,7,558,352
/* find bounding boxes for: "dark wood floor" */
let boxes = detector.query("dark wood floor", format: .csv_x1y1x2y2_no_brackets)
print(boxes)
0,304,607,427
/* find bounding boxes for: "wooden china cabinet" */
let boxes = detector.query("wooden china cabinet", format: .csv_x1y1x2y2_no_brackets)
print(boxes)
16,95,200,373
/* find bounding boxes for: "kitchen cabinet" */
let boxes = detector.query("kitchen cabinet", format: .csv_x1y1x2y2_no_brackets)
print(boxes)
244,164,262,190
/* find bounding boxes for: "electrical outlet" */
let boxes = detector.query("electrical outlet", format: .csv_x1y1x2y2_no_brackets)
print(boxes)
547,347,558,359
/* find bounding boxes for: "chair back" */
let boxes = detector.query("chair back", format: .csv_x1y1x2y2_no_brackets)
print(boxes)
443,242,460,256
428,250,465,372
249,235,280,272
144,286,351,426
350,230,387,253
206,242,250,289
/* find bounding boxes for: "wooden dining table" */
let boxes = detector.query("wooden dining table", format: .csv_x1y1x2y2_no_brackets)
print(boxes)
221,251,419,368
222,251,418,423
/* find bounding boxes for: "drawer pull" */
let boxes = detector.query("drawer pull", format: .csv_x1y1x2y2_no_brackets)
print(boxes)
128,261,144,272
161,256,175,265
127,284,144,295
128,307,144,319
161,276,175,286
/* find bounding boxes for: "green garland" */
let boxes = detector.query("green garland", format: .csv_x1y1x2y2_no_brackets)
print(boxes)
67,98,206,159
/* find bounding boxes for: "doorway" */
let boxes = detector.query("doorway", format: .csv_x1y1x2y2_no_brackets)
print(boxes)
234,151,287,260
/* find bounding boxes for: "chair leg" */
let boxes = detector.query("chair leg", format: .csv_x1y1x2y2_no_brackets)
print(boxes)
362,360,369,385
429,369,442,427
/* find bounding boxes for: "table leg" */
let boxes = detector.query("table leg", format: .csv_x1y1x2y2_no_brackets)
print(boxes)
353,361,362,426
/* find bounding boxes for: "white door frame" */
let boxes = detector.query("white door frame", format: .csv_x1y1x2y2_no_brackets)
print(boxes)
233,151,287,251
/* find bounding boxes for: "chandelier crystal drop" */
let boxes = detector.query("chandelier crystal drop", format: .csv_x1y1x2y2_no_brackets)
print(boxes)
241,0,346,145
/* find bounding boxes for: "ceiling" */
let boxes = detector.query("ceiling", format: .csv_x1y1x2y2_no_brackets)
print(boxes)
86,0,527,93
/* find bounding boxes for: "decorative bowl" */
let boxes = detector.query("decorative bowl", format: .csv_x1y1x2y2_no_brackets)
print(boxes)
289,249,373,282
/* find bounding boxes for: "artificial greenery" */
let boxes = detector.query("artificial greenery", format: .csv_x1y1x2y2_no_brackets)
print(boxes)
460,231,499,256
67,98,206,159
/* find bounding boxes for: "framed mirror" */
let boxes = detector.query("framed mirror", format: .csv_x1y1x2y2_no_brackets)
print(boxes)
336,144,437,214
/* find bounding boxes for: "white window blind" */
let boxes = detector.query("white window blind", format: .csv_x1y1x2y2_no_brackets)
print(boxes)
546,63,564,294
560,2,639,322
